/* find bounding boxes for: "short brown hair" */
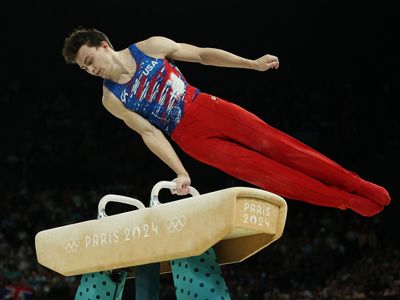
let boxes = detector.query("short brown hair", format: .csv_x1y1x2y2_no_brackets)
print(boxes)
62,27,113,64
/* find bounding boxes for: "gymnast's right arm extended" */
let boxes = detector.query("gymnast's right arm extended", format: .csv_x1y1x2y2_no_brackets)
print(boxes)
101,88,191,195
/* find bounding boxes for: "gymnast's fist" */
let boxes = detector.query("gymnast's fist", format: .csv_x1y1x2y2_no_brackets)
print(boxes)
172,174,191,195
253,54,279,71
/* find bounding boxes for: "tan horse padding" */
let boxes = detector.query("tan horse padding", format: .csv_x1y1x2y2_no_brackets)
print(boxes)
35,187,287,276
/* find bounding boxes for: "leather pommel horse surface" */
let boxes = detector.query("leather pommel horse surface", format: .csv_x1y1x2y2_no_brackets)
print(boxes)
35,187,287,276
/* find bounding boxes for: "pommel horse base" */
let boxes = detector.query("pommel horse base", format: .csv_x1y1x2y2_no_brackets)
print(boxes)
35,182,288,299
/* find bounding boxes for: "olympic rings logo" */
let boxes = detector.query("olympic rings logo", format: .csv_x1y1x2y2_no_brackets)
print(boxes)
165,216,186,233
63,238,80,253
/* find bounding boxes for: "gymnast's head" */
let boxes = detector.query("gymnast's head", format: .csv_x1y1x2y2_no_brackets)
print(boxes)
62,27,114,78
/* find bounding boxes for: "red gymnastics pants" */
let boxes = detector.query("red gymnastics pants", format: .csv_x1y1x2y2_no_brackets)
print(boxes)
171,93,391,217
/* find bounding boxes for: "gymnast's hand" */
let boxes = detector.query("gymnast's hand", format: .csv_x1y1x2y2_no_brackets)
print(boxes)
172,174,191,195
253,54,279,71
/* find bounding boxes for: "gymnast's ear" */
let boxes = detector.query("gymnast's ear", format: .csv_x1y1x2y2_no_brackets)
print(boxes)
101,40,110,49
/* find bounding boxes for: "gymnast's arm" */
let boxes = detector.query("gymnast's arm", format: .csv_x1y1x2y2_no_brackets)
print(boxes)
136,36,279,71
102,89,191,195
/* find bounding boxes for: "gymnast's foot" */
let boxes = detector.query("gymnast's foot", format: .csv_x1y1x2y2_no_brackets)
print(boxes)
356,179,391,206
347,194,384,217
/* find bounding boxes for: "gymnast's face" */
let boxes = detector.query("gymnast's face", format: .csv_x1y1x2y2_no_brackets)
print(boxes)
75,41,113,78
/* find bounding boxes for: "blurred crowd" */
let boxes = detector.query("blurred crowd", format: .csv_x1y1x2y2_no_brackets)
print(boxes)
1,63,399,300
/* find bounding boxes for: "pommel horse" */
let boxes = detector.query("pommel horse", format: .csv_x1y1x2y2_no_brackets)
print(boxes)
35,181,288,299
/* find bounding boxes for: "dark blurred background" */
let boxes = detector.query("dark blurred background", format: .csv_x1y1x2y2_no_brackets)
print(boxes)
1,1,399,299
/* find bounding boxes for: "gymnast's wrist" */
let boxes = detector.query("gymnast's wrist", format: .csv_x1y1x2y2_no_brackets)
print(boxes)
177,172,189,178
248,59,257,70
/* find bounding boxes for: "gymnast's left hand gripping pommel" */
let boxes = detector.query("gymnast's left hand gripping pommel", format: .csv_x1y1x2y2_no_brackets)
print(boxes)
150,181,200,207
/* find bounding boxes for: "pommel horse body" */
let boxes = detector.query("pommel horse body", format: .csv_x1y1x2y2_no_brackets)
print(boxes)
35,181,287,299
35,182,287,277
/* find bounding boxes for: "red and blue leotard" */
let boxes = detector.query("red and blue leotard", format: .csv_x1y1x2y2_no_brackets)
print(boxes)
103,43,199,135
